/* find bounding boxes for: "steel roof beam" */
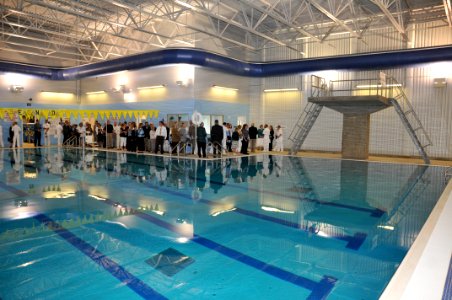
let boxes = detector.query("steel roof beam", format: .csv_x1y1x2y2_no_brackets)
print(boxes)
371,0,408,40
305,0,361,38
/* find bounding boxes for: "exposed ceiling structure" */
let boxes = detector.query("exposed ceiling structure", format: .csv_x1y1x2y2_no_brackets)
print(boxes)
0,0,450,67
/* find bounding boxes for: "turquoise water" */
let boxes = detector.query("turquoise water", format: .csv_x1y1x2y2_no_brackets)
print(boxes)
0,148,447,299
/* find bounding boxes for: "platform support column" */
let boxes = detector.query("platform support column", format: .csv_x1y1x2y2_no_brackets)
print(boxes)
342,113,370,160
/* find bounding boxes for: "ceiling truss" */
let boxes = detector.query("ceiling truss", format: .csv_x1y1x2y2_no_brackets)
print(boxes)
0,0,449,67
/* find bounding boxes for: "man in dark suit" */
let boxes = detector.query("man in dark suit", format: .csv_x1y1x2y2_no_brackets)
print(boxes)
210,120,223,157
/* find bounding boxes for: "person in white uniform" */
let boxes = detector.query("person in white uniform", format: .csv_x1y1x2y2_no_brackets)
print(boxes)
262,124,270,152
43,121,51,146
56,122,63,146
274,125,284,152
222,122,228,154
12,122,21,148
114,122,121,150
0,124,3,147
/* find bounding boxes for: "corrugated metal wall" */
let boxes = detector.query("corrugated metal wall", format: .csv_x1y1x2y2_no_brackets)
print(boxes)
255,20,452,158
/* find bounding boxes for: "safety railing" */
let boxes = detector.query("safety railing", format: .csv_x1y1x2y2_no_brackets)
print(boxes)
445,167,452,183
63,136,77,147
327,78,398,98
169,141,189,157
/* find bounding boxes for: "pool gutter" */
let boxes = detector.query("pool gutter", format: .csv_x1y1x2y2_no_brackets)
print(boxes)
380,178,452,299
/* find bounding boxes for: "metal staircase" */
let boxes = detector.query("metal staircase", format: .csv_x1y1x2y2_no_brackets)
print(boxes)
289,75,327,155
388,77,432,164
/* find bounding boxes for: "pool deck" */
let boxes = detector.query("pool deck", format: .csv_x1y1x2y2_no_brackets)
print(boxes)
5,145,452,298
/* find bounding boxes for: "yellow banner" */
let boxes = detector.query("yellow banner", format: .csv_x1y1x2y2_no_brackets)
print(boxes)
0,108,160,121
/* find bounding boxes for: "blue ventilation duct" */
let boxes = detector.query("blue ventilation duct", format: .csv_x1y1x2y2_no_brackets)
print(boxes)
1,46,452,80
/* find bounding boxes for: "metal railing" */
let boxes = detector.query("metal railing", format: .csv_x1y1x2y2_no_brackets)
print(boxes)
63,136,77,147
169,141,189,157
445,167,452,183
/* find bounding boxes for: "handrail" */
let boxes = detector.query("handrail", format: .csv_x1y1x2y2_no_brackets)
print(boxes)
169,141,188,157
212,141,228,153
445,167,452,183
63,135,77,147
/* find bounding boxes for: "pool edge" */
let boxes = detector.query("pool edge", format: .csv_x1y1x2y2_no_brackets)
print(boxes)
380,178,452,300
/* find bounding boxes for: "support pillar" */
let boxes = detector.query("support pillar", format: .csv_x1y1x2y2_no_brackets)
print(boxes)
341,113,370,160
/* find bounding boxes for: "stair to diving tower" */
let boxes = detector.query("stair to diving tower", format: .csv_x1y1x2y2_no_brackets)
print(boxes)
289,75,326,155
388,79,432,164
288,102,323,155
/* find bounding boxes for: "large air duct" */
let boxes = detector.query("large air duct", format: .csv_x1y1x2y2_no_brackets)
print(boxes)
1,46,452,80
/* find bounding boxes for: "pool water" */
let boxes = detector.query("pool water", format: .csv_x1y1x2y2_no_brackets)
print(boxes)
0,148,447,299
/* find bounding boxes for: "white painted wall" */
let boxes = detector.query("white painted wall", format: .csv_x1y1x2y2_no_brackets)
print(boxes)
255,20,452,158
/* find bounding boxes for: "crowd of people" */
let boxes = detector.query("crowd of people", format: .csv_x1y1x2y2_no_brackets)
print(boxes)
2,118,285,157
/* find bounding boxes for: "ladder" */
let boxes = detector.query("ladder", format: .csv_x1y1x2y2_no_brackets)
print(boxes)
289,102,323,155
289,75,327,155
389,79,432,164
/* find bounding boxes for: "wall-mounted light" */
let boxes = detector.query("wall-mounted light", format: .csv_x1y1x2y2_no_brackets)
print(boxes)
9,85,24,93
40,91,74,96
355,84,402,89
112,84,131,93
433,78,447,88
263,88,299,92
212,85,239,91
86,91,106,95
176,80,184,86
137,85,166,90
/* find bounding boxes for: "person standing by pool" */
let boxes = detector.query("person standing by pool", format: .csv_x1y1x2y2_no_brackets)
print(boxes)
240,124,249,155
114,121,121,150
269,125,275,151
119,123,127,150
0,123,3,148
262,124,270,152
43,120,50,146
211,120,223,157
155,121,167,154
12,122,21,148
197,122,207,158
33,119,42,147
248,123,257,153
56,121,63,146
274,125,283,152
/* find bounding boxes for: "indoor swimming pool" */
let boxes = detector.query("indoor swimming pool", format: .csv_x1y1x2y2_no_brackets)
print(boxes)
0,148,448,299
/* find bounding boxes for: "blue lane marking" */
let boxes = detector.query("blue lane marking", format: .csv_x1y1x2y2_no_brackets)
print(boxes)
33,214,167,300
0,181,28,197
0,181,167,300
125,207,338,300
443,254,452,300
